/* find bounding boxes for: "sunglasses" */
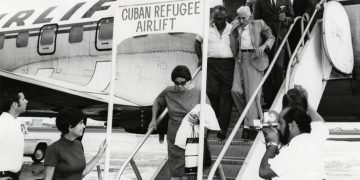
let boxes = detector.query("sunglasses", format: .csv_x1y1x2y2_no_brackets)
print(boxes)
174,80,187,86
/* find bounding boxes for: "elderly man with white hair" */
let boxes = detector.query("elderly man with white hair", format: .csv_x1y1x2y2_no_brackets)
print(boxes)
230,6,275,139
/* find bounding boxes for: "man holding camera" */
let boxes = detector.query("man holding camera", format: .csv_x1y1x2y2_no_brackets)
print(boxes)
259,87,328,180
254,0,294,109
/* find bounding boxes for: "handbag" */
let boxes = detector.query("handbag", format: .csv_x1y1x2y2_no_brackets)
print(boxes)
185,127,212,175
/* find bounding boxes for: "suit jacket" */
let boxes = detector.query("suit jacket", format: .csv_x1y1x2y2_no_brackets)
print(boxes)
253,0,294,41
230,19,275,71
292,0,318,17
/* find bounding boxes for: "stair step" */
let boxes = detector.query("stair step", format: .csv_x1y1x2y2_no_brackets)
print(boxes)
203,159,244,180
208,139,253,159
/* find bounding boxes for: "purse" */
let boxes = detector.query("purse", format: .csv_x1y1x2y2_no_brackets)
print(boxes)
185,127,212,175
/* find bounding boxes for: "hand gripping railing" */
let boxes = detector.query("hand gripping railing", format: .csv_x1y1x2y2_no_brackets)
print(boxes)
115,67,202,180
285,0,326,91
206,16,303,180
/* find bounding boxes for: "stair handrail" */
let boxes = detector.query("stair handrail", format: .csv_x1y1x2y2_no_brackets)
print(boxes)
285,0,327,91
115,67,202,180
206,16,303,180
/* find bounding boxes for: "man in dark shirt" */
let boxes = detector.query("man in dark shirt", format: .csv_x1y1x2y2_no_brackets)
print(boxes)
253,0,294,109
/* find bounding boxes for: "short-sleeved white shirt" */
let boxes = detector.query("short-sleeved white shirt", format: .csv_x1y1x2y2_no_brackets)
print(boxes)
196,22,233,58
269,121,329,180
0,112,24,172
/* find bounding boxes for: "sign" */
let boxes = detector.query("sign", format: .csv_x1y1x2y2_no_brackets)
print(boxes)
105,0,208,179
114,0,205,44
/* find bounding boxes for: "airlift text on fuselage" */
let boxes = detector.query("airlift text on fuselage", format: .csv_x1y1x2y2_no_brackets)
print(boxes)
0,0,116,31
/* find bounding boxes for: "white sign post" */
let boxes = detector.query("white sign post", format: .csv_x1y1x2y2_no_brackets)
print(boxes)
104,0,210,179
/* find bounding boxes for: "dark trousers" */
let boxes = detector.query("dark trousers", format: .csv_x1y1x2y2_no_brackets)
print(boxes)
263,45,285,109
0,171,20,180
207,58,235,133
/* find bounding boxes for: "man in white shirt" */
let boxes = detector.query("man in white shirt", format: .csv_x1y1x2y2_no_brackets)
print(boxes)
0,88,28,180
195,5,234,140
259,87,328,180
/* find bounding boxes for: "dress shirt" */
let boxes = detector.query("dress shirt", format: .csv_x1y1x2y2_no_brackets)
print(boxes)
272,0,277,6
0,112,24,172
239,25,254,49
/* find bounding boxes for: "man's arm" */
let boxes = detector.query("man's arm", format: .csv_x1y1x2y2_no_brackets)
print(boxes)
259,128,279,179
259,145,278,178
307,105,325,123
260,20,275,49
279,0,294,26
148,89,167,131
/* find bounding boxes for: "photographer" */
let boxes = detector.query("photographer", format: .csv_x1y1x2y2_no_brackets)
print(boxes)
259,87,328,180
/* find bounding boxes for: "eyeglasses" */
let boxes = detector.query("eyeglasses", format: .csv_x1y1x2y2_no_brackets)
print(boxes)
174,80,187,86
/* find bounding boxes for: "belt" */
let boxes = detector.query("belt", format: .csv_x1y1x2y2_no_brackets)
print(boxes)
241,49,254,52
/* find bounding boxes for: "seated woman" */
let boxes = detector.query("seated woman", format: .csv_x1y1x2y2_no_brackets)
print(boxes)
148,65,210,180
44,107,107,180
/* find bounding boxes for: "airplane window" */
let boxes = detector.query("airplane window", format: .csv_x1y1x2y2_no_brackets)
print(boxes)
99,21,113,40
16,32,29,48
0,34,4,49
40,30,55,46
69,26,83,43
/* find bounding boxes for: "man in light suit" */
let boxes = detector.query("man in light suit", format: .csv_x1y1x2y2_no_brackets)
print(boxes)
230,6,275,139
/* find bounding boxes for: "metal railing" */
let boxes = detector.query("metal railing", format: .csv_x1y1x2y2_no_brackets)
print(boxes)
285,0,325,90
206,15,304,180
114,67,201,180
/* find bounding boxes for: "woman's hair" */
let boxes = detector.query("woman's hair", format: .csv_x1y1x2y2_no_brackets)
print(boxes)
283,108,311,133
282,88,308,111
56,107,85,134
171,65,192,82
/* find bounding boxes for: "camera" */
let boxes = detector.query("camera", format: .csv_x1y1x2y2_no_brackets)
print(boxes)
253,110,279,130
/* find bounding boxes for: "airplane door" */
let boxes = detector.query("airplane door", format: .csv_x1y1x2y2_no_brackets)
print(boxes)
95,18,113,51
37,24,58,55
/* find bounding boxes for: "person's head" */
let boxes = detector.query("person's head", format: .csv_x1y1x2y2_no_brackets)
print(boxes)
236,6,251,28
1,87,28,116
212,5,228,30
171,65,192,91
277,107,312,144
56,107,85,137
282,88,308,111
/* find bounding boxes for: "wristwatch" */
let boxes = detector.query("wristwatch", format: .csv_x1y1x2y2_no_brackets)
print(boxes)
266,142,278,148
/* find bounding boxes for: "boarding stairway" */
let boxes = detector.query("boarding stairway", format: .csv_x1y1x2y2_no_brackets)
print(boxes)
112,0,357,179
112,11,310,179
208,0,357,179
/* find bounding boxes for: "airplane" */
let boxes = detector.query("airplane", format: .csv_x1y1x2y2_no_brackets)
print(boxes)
0,0,358,136
0,0,204,133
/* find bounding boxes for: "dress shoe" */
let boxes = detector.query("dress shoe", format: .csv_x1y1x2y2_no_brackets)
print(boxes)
242,128,249,139
217,131,226,140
